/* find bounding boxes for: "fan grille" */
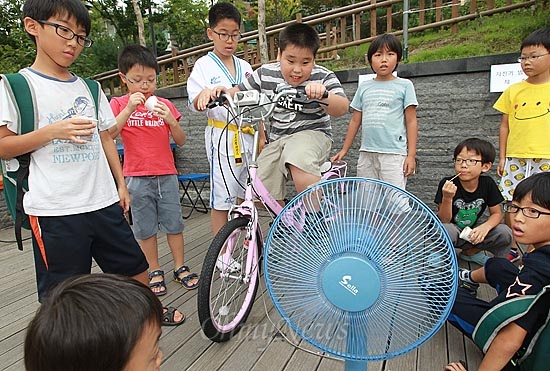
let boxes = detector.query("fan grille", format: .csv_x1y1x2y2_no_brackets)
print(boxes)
265,178,457,361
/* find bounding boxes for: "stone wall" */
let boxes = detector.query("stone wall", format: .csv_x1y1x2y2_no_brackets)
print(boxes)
0,53,517,230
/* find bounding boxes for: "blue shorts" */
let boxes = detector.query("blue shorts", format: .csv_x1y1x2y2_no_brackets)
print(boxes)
126,175,185,240
30,203,149,302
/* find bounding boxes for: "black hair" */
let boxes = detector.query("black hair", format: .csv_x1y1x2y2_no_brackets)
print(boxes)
513,172,550,210
520,27,550,53
23,0,91,45
453,138,496,164
367,34,403,67
209,2,241,28
117,44,158,74
279,23,320,56
24,274,163,371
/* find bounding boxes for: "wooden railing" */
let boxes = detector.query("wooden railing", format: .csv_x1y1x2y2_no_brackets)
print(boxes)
93,0,536,95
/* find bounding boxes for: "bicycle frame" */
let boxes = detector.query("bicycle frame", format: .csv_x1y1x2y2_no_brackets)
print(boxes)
200,89,347,340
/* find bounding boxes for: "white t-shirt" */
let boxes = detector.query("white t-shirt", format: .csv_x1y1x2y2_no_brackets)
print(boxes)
0,68,119,216
187,51,253,122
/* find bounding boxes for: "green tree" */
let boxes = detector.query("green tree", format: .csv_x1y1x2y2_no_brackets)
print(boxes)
158,0,209,51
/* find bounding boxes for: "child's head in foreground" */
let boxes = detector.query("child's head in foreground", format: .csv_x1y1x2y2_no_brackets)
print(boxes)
367,34,403,74
509,172,550,249
207,2,242,59
452,138,495,180
277,23,321,86
23,0,92,46
24,274,164,371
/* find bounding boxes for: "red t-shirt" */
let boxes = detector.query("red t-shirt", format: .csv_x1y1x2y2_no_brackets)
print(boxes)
110,95,182,176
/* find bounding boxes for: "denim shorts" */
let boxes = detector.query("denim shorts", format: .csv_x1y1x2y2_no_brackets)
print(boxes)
126,175,185,240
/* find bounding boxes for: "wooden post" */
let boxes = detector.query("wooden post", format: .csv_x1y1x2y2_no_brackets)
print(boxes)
370,0,377,37
419,0,425,26
470,0,476,14
386,4,392,32
341,16,347,44
451,0,459,34
354,13,361,40
436,0,442,22
171,42,179,84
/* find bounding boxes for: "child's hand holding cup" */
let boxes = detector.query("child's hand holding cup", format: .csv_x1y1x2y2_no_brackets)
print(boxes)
73,116,97,142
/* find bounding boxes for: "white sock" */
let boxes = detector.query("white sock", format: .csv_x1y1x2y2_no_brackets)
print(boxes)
459,269,475,284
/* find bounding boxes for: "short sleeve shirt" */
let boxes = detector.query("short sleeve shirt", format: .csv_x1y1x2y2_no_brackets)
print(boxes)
434,175,504,229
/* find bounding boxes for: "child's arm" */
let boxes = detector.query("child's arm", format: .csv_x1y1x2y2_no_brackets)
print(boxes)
497,114,509,177
437,180,457,223
108,92,145,139
469,204,503,245
477,322,526,371
305,82,349,117
0,118,96,158
330,109,361,162
403,105,418,176
99,130,130,212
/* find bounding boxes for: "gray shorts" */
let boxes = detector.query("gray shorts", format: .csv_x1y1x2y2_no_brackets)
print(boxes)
126,175,185,240
257,130,331,200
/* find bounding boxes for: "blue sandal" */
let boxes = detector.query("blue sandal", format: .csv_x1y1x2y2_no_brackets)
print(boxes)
148,270,167,296
173,265,199,290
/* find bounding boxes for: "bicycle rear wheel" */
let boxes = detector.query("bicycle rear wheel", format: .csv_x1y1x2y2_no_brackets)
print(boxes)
197,217,262,342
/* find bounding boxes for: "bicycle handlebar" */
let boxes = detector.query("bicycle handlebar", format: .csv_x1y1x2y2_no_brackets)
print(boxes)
207,88,329,124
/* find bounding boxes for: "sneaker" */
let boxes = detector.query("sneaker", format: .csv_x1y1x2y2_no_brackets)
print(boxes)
459,251,489,266
458,268,479,295
507,249,521,263
216,256,241,273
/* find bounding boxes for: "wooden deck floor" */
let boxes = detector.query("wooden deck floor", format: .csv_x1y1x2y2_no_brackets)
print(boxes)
0,210,491,371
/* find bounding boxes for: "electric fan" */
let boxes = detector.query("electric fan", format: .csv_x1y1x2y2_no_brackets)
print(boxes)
265,177,457,371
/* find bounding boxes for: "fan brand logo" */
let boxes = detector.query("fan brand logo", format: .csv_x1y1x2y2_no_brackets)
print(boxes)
339,275,358,296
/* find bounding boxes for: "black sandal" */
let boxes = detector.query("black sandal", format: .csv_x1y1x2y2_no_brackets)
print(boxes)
148,270,167,296
173,265,199,290
162,306,185,326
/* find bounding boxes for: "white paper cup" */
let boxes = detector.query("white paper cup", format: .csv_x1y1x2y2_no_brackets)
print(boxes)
145,96,158,111
459,226,473,242
74,116,97,141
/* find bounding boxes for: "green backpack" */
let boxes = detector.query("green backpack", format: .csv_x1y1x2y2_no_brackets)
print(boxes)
0,73,100,250
473,285,550,370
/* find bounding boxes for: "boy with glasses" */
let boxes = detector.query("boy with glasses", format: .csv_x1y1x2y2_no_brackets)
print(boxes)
434,138,512,265
0,0,152,304
495,27,550,262
447,172,550,371
187,2,254,263
109,45,198,297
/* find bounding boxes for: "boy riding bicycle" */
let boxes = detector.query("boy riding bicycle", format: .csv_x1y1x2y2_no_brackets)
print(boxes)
196,23,349,204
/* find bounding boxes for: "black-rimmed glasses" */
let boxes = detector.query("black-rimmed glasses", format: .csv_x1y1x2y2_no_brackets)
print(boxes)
453,158,482,166
517,53,549,63
504,204,550,219
211,29,242,42
37,20,93,48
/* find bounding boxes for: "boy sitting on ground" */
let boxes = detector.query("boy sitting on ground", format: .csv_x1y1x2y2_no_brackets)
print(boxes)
447,172,550,370
434,138,512,265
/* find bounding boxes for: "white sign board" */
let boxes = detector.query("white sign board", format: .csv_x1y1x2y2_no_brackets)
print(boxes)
358,72,397,85
490,63,527,93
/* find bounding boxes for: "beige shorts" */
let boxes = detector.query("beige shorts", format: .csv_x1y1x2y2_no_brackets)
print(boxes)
357,151,408,189
257,130,332,200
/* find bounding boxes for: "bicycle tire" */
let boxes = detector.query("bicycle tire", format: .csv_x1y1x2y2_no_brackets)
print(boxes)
197,217,262,342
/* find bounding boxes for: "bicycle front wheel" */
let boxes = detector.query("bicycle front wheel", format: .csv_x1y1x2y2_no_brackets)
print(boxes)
197,217,262,342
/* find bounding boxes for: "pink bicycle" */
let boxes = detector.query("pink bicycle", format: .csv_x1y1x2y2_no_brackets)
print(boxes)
197,87,347,342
